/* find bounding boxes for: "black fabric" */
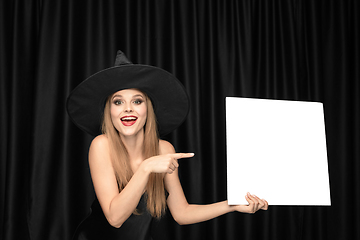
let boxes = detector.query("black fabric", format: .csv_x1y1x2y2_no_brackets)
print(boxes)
1,1,360,240
73,195,153,240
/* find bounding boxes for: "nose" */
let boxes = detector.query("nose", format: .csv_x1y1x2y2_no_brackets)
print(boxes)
124,102,133,112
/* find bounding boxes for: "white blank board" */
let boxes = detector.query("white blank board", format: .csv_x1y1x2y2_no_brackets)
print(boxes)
226,97,331,205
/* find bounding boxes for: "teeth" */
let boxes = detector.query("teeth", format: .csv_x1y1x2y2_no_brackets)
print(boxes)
121,117,137,121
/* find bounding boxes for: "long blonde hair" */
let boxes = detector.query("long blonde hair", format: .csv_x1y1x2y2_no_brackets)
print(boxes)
101,90,166,218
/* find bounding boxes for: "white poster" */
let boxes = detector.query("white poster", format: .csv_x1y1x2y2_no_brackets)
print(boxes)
226,97,331,205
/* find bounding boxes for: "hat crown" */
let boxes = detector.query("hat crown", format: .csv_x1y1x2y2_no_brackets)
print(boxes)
114,50,132,66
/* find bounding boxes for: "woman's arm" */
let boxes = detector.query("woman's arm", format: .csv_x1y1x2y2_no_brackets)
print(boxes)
89,135,194,228
162,141,268,225
165,169,233,225
89,135,150,228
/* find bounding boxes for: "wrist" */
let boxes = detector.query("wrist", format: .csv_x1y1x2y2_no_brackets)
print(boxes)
139,160,152,175
226,201,237,213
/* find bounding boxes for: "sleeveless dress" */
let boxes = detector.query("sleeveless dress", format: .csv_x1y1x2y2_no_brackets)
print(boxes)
72,194,153,240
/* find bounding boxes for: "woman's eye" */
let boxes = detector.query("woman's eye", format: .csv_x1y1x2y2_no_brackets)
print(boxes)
133,99,143,105
113,100,123,105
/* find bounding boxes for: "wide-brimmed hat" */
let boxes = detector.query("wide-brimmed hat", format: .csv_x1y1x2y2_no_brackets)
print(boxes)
66,50,189,137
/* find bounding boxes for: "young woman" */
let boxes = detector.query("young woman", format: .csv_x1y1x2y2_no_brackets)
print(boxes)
67,51,268,240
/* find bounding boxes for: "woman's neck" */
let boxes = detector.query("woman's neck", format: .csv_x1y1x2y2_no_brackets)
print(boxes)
120,130,145,161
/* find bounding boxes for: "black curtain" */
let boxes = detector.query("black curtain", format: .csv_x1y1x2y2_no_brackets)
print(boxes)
1,0,359,239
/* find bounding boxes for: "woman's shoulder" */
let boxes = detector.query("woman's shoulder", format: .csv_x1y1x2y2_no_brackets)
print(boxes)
159,139,175,154
88,134,111,165
90,134,109,151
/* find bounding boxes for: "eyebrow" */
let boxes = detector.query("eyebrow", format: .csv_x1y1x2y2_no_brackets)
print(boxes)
112,94,145,100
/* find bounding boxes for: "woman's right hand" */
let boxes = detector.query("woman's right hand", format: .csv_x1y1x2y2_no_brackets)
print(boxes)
141,153,194,174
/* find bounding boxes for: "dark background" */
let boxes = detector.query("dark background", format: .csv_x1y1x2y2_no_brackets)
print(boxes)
1,0,359,239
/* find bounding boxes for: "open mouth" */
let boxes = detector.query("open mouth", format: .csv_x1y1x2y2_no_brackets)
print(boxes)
120,116,138,126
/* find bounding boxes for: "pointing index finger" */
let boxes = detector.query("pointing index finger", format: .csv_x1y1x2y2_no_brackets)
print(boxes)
172,153,195,159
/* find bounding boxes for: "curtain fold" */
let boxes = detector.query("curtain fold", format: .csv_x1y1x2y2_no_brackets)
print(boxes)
1,0,359,239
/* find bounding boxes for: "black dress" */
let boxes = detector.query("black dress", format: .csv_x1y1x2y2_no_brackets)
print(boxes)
72,194,153,240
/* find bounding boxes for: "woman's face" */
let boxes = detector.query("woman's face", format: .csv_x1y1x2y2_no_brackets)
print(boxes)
110,89,147,138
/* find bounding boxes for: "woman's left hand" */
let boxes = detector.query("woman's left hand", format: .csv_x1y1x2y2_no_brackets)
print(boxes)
232,192,268,214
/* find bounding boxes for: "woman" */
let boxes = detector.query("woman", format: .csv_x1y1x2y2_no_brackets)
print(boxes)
67,51,268,240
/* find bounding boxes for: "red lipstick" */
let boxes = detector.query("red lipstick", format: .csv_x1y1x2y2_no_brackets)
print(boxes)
120,115,138,126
